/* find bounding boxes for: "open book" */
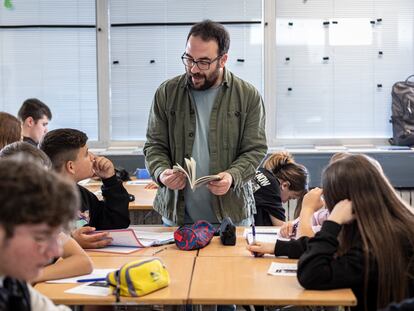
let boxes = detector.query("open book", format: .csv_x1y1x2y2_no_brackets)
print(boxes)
173,157,221,190
87,229,175,254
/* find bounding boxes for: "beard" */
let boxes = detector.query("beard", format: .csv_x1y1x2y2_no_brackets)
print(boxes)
187,65,221,90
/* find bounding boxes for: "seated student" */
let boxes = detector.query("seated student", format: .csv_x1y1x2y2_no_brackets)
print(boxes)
39,128,130,249
0,141,93,282
0,112,21,149
248,154,414,310
252,151,308,226
17,98,52,147
279,152,350,239
0,156,79,311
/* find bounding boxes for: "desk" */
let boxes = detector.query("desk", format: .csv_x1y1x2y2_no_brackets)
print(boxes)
85,182,156,211
35,256,194,305
189,257,356,307
198,227,252,257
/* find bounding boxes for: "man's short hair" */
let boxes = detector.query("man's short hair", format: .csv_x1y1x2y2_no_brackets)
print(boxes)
0,112,22,149
187,20,230,56
18,98,52,122
0,141,52,169
39,128,88,172
0,157,79,238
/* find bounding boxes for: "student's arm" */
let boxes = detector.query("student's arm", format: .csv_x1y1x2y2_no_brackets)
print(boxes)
246,236,309,259
33,233,93,283
270,215,284,226
296,188,324,238
297,220,364,290
80,177,130,230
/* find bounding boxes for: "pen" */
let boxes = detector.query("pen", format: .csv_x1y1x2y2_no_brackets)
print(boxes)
251,218,259,257
77,277,107,283
152,247,168,256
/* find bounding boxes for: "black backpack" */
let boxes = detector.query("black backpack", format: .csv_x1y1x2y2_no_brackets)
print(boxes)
390,75,414,146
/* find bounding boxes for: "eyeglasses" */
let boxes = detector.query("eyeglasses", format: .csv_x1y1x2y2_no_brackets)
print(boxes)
181,53,222,70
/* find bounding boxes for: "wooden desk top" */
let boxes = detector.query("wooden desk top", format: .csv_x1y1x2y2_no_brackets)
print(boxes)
189,257,356,306
84,182,156,210
36,256,194,305
199,227,273,257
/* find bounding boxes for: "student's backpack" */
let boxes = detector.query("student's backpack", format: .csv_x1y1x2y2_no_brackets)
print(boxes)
390,75,414,146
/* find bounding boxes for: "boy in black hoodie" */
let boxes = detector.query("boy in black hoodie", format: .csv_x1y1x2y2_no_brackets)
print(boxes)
40,128,130,249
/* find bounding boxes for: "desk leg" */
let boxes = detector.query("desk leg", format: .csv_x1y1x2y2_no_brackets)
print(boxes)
193,305,203,311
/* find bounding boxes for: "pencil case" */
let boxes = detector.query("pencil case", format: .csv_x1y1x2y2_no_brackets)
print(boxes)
174,220,215,250
106,258,170,300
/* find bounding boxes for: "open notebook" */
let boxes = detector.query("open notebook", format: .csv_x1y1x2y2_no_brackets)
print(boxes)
87,229,175,254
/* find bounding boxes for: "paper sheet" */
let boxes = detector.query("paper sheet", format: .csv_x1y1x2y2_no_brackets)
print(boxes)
65,281,111,296
46,269,116,283
267,262,297,276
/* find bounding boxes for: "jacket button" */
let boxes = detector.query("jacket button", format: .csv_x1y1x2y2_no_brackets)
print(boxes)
185,153,190,158
235,111,240,117
170,111,175,116
189,132,194,137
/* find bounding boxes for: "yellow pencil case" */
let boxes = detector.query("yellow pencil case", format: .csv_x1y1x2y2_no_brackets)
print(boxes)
106,258,170,298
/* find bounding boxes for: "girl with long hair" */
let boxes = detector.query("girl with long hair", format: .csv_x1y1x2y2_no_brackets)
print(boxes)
248,154,414,310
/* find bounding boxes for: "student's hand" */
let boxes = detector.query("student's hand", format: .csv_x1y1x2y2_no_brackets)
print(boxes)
302,188,325,212
279,221,294,238
328,199,355,225
92,156,116,179
207,172,232,196
145,181,159,189
160,169,187,190
71,226,113,249
246,242,275,257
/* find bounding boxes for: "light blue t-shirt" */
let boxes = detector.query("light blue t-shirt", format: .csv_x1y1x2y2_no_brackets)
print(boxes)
184,86,221,224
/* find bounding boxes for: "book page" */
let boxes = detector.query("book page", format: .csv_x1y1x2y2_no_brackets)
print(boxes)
194,175,221,188
90,229,143,247
173,162,192,184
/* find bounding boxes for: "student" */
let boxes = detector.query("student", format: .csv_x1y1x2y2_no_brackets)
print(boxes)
40,128,130,249
252,151,308,226
17,98,52,147
0,157,78,310
0,112,21,149
248,154,414,310
0,141,93,282
279,152,350,238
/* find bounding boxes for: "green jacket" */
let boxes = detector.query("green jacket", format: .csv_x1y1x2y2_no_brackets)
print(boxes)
143,68,267,225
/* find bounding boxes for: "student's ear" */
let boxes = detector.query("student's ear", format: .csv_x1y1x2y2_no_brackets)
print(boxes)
65,160,76,176
280,181,290,191
24,116,35,127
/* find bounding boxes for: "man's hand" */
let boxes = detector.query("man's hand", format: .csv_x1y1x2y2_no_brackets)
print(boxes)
160,169,187,190
72,226,112,249
93,156,116,179
207,172,232,196
328,199,355,225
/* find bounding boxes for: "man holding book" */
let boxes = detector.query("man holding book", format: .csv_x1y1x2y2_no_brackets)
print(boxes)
144,20,267,226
